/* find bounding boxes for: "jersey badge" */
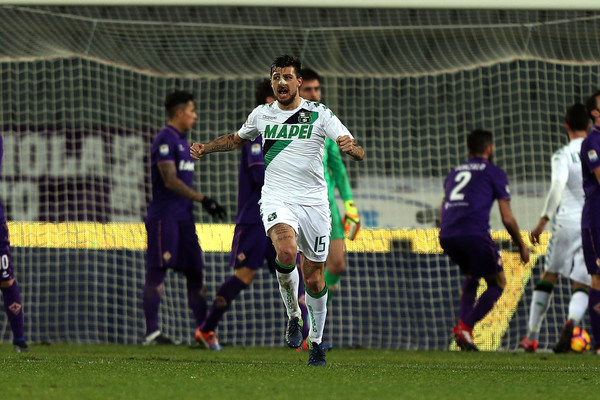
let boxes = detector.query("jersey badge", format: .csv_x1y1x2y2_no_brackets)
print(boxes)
299,112,312,124
251,143,261,155
159,144,169,156
268,212,277,222
8,302,21,315
178,144,185,152
588,149,598,163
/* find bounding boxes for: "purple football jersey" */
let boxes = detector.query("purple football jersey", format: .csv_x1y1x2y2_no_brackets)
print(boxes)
235,136,265,225
146,125,195,221
581,125,600,228
440,157,510,237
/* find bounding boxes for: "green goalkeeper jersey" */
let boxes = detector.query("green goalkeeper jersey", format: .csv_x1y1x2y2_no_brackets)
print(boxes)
324,137,354,206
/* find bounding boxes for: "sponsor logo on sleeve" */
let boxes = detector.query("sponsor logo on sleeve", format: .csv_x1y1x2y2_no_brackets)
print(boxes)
588,149,598,162
159,144,170,156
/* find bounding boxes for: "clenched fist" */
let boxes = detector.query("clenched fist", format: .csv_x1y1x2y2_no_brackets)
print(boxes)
190,143,205,160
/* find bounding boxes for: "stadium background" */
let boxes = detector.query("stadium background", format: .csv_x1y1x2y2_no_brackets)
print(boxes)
0,5,598,350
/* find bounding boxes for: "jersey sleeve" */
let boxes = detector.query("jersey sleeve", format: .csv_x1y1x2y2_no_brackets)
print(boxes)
325,138,353,201
322,105,353,142
246,136,265,185
582,139,600,174
238,106,261,141
540,149,568,219
153,133,176,163
491,167,511,201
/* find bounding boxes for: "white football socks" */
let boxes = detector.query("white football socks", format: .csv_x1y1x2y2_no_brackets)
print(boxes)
527,290,552,341
276,267,301,320
567,290,589,325
305,289,328,344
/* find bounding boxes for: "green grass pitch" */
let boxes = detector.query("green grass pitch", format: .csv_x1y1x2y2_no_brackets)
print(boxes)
2,343,599,399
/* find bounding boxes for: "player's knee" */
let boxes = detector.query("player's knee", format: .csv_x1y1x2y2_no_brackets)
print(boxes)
215,295,228,309
303,275,325,294
540,271,559,284
0,278,15,288
327,259,346,275
144,283,164,297
276,249,296,266
485,273,506,289
234,268,256,285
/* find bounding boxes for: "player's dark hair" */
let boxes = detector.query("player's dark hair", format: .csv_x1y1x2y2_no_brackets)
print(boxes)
467,129,493,156
300,68,321,83
565,103,589,131
165,90,194,119
270,55,302,78
585,90,600,123
255,79,273,106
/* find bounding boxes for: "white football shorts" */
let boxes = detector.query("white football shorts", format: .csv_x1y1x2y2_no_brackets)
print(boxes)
260,199,331,263
545,223,591,286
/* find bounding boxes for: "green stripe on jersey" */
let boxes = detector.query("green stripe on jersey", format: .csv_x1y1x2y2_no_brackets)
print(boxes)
264,140,293,168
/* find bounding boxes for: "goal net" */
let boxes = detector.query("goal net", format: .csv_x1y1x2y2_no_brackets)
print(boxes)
0,5,598,350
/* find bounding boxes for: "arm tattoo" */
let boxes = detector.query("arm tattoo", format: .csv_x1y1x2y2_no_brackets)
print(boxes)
157,161,201,202
158,161,177,183
206,133,247,154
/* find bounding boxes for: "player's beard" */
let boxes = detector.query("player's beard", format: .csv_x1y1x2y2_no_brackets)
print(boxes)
277,88,297,107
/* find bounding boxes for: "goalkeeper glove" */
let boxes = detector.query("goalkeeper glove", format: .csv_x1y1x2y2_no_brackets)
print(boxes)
201,197,226,220
343,200,360,240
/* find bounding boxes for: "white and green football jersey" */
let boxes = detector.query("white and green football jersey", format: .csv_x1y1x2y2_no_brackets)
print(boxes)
238,99,353,205
542,137,584,226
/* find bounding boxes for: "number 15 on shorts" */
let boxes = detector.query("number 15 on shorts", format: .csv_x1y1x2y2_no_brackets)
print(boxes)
313,235,327,253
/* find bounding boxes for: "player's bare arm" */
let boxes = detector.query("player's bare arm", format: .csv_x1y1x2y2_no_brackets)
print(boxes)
190,132,248,160
530,216,549,245
594,167,600,185
157,161,204,203
336,135,364,161
498,198,530,264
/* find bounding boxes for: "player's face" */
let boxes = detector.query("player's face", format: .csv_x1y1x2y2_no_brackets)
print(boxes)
299,79,321,102
271,66,302,106
178,101,197,131
593,96,600,122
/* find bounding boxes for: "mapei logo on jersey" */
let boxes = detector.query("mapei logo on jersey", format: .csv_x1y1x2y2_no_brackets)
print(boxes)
178,160,194,171
251,143,262,155
588,149,599,163
264,124,314,139
268,212,277,222
159,144,170,156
